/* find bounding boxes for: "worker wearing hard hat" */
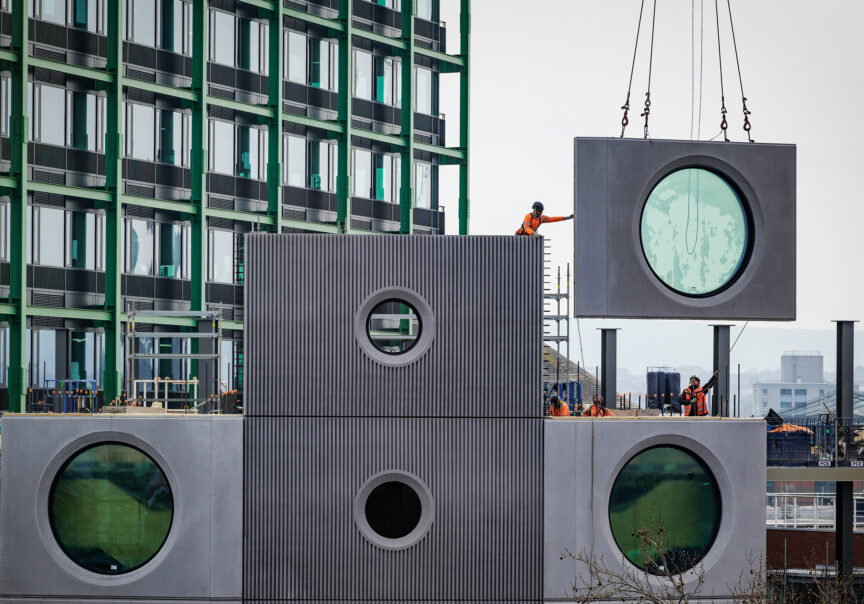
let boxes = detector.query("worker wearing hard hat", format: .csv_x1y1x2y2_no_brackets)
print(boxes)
515,201,573,237
548,390,570,417
582,395,614,417
677,374,717,416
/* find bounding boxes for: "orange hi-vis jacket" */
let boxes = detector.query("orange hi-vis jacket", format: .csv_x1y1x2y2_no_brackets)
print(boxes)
681,386,709,416
549,402,569,417
583,404,614,417
515,213,566,236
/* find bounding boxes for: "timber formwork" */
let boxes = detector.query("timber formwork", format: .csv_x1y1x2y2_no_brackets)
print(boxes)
0,0,471,412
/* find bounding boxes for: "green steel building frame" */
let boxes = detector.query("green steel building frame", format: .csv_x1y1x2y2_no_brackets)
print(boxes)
0,0,470,412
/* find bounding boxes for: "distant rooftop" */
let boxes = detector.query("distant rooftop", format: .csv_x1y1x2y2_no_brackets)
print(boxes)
782,351,822,356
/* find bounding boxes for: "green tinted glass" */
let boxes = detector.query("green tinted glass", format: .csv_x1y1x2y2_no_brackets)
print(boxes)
640,168,748,295
50,443,173,574
609,446,720,575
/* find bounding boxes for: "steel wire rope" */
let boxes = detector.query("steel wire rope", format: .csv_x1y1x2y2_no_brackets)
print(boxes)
619,0,647,137
726,0,753,141
640,0,658,139
714,0,729,141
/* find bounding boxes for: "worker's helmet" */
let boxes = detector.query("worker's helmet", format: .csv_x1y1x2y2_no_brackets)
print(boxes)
690,375,701,383
550,391,561,406
592,394,604,406
531,201,544,213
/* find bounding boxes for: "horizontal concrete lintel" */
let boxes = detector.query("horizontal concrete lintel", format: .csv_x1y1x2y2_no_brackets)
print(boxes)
767,467,864,481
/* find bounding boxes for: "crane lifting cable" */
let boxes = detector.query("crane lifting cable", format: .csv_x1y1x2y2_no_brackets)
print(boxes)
617,0,753,142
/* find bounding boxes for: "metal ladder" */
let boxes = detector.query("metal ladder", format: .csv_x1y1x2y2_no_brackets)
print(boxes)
233,232,245,395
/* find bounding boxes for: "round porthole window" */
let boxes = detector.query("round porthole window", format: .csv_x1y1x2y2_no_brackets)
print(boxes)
608,445,721,575
49,443,174,575
355,471,434,550
640,167,751,296
355,287,435,367
366,299,422,355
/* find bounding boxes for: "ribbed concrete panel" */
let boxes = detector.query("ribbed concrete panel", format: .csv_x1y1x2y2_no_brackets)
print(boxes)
243,417,543,601
244,235,543,417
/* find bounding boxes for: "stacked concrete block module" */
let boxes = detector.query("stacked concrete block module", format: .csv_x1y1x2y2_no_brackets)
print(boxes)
243,234,545,602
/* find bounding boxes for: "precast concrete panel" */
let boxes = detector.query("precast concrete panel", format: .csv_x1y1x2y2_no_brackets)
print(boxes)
543,418,766,601
0,416,243,602
574,137,796,320
243,417,543,601
244,234,543,417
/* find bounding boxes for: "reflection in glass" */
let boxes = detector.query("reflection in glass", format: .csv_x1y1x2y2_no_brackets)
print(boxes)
211,229,233,284
70,331,94,380
375,154,392,202
136,336,154,380
286,135,305,187
128,219,154,275
608,446,720,575
367,299,421,354
129,104,155,162
34,329,56,384
50,443,173,574
415,67,432,114
39,207,65,267
414,162,431,209
131,0,157,47
353,50,372,100
159,223,182,278
158,110,183,165
71,212,96,270
375,56,393,105
416,0,433,20
210,120,234,175
211,10,235,66
310,39,329,89
640,168,749,296
353,149,371,198
42,0,66,24
40,85,66,146
287,31,307,84
308,140,329,191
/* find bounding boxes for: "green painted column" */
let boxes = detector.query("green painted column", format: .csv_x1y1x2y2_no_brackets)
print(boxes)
336,0,353,232
267,6,285,234
458,0,470,235
103,0,124,403
399,0,415,234
7,0,28,412
190,0,208,311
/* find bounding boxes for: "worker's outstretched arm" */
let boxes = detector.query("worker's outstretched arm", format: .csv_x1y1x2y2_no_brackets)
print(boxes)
703,373,718,391
542,214,574,224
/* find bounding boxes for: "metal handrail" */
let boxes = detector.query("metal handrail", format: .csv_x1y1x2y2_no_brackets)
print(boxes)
766,491,864,530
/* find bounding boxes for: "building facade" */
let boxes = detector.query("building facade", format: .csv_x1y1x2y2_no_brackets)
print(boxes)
0,0,469,411
754,351,838,415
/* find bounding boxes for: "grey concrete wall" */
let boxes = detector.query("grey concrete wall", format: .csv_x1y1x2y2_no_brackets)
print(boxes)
244,234,544,417
543,418,766,601
574,137,796,320
0,415,243,602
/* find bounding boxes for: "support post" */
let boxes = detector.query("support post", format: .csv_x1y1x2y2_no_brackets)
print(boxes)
398,0,415,233
190,0,208,311
711,324,732,417
599,328,619,410
458,0,470,234
7,0,28,412
102,0,124,404
267,4,285,234
336,0,353,233
834,319,857,577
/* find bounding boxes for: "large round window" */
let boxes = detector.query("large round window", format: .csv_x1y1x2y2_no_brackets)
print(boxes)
354,471,434,550
609,446,720,575
366,299,422,355
640,168,750,296
49,443,174,575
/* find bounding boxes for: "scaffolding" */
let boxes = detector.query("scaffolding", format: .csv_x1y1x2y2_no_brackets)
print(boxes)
0,0,471,412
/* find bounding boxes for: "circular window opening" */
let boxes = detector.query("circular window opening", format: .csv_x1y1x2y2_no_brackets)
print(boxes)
366,298,422,355
365,481,423,539
640,167,751,297
49,442,174,575
609,445,721,575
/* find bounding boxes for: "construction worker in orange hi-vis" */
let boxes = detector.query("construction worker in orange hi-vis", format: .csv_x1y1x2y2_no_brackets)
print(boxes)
548,390,569,417
582,395,614,417
515,201,573,237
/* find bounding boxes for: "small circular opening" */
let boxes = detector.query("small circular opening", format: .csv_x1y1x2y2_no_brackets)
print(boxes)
48,442,174,575
366,299,422,355
364,481,423,539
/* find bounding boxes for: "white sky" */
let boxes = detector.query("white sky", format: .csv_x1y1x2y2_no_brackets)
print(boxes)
439,0,864,374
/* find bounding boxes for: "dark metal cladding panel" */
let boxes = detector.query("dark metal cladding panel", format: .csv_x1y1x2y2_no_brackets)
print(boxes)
243,417,543,601
244,235,544,417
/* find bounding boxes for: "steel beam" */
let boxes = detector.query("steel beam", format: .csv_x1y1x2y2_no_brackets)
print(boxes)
399,0,415,233
190,0,208,311
207,95,274,118
336,0,353,232
599,328,619,409
458,0,471,234
834,320,857,578
267,4,285,233
711,324,732,416
102,0,124,404
7,0,28,412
